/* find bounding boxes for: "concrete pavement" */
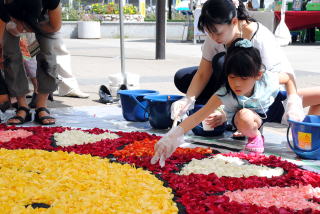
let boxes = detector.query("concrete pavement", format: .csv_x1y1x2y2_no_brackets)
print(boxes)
49,39,320,109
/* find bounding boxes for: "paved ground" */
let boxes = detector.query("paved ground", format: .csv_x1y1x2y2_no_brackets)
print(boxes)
43,39,320,135
50,39,320,107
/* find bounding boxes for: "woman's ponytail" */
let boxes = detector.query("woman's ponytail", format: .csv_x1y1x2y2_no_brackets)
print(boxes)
237,1,256,22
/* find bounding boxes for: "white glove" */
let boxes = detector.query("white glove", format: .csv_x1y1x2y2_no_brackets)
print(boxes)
150,126,185,167
170,96,196,121
283,94,305,122
6,21,22,37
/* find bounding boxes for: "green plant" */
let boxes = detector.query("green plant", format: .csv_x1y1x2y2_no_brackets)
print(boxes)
91,3,108,14
144,11,191,22
145,12,156,21
106,2,119,14
123,4,137,15
90,2,138,15
62,7,81,21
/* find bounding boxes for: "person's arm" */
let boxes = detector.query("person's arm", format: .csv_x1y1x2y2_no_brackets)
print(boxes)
278,72,297,95
39,5,62,33
170,57,214,120
179,94,222,132
151,94,222,167
186,57,213,98
278,72,305,121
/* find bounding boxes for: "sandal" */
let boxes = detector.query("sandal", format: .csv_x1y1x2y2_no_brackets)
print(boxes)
245,135,265,153
7,106,32,125
34,107,55,125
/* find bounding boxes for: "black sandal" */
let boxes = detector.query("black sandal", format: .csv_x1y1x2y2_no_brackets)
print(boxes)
34,107,55,125
7,106,32,125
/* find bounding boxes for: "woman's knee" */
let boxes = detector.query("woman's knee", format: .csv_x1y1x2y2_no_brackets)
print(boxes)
174,66,198,93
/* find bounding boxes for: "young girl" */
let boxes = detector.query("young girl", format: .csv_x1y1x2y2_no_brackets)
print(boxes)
151,38,318,167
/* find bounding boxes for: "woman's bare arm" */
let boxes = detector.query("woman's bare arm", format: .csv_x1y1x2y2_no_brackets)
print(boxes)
186,57,213,98
39,5,62,33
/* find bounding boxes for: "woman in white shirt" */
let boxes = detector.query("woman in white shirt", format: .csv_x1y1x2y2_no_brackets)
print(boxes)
171,0,320,137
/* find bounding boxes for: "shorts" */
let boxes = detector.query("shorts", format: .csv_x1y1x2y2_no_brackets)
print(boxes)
232,91,287,129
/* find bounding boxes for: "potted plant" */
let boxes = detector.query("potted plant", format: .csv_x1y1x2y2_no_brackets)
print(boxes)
77,13,101,39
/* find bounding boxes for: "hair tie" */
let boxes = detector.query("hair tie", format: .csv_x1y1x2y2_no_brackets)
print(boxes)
234,39,253,48
232,0,239,8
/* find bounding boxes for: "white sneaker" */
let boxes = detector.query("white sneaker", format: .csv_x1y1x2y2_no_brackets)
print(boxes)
64,89,89,98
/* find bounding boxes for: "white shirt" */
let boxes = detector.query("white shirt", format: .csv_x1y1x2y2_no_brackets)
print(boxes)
201,22,295,75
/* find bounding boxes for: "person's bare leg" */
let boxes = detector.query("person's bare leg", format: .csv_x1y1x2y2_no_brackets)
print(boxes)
30,77,38,94
234,109,262,138
0,94,11,112
234,109,264,152
7,96,29,124
298,87,320,115
36,93,55,124
0,94,9,103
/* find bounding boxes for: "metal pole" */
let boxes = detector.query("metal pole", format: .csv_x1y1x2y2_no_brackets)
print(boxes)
155,0,166,59
168,0,172,20
119,0,127,86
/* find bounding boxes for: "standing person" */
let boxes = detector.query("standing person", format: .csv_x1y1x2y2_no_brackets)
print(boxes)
0,61,11,115
171,0,297,138
0,0,61,125
0,19,10,116
151,39,320,167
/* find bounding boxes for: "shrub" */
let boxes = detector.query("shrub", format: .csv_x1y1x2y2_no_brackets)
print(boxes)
91,2,138,15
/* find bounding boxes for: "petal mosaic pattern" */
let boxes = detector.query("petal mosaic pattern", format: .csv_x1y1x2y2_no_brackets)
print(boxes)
178,154,284,178
0,149,178,213
1,124,320,213
224,185,320,211
53,129,119,147
0,129,33,142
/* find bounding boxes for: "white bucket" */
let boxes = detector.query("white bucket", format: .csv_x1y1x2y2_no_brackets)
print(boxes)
107,72,140,97
78,21,101,39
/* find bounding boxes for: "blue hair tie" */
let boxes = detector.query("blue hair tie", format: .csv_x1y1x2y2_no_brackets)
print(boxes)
234,39,252,48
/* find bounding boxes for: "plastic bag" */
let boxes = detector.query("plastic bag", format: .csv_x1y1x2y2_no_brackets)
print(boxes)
274,0,291,46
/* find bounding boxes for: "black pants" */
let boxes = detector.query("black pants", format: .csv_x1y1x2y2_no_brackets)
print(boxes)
0,71,9,95
174,52,226,105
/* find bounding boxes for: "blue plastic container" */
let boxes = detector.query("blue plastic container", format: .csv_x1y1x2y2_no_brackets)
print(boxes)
144,95,183,129
188,105,226,137
287,115,320,160
118,89,159,122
